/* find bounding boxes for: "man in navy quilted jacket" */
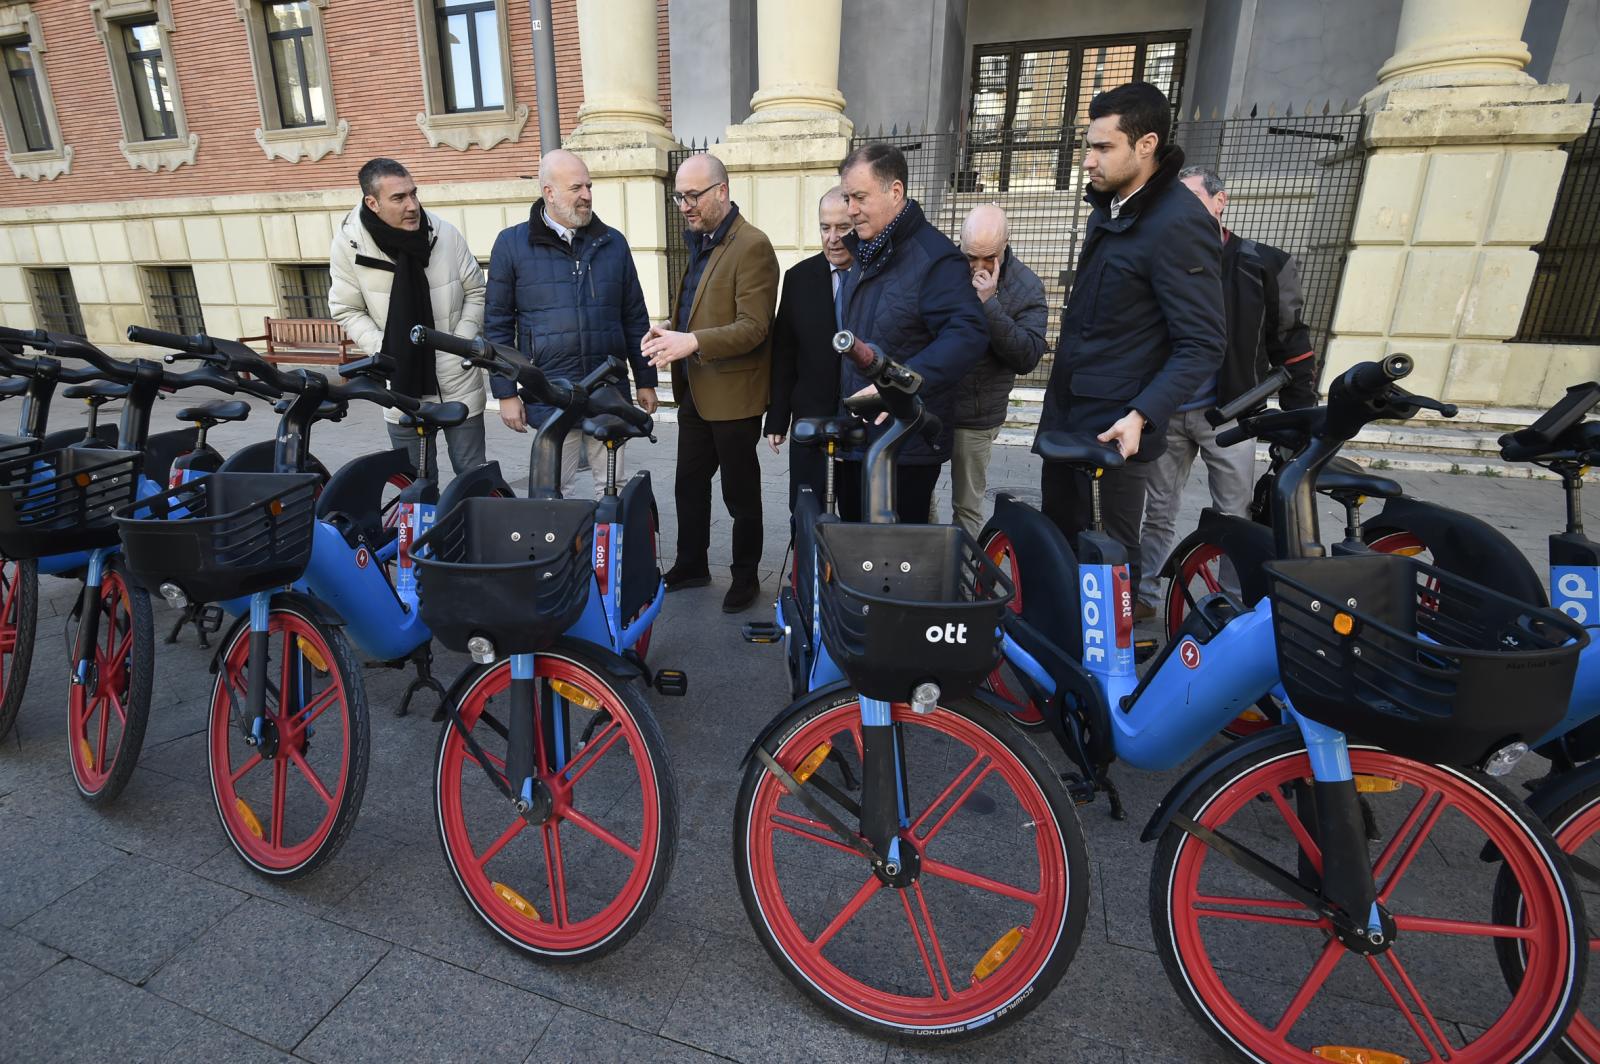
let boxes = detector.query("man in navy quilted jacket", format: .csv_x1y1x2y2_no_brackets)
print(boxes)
486,149,659,496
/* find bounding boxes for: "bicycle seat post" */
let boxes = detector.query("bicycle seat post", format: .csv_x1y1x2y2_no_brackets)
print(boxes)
824,440,837,515
1090,467,1104,534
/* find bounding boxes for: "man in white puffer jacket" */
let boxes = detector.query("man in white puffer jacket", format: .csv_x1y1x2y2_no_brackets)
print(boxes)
329,157,487,479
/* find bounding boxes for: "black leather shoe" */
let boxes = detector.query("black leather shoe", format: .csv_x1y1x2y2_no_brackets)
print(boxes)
663,565,711,592
722,575,761,613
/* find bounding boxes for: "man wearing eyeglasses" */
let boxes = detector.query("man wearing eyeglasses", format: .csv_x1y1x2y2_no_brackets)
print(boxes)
643,153,779,613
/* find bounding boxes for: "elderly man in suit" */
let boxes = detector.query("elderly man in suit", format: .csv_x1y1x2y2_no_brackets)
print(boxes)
765,186,855,510
643,153,779,613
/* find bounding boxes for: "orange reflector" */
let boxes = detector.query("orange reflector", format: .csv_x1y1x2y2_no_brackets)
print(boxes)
1312,1048,1410,1064
971,926,1025,982
1392,546,1425,558
1238,708,1269,723
1355,775,1401,793
78,737,94,771
793,742,832,785
74,472,91,487
269,499,283,516
1332,612,1355,636
295,636,328,673
549,678,601,711
235,797,264,839
492,881,541,921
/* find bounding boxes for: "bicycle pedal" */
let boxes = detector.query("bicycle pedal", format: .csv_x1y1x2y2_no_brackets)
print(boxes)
197,605,225,633
741,621,783,645
1133,638,1159,664
654,669,688,696
1059,772,1097,806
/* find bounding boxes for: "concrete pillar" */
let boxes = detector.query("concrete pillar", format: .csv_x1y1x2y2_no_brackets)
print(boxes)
566,0,676,152
743,0,850,136
1324,0,1593,411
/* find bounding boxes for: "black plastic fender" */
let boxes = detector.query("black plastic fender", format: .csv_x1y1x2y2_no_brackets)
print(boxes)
740,681,855,772
1523,758,1600,823
1363,494,1548,607
1139,725,1301,842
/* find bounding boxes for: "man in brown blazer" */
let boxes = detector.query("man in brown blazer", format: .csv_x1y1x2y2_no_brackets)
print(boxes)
643,153,779,612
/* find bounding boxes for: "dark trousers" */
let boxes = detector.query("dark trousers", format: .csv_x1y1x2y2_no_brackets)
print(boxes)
788,441,831,512
1041,461,1149,588
674,388,763,580
835,460,942,525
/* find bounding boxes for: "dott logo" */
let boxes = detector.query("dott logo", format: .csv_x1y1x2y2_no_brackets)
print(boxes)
925,623,969,644
1081,569,1106,663
1179,640,1202,669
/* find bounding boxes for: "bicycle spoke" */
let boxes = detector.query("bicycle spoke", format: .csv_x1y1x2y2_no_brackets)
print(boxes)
542,822,570,927
230,752,263,784
812,874,881,951
1267,786,1323,874
95,694,110,770
1372,786,1438,885
270,756,287,849
292,685,341,731
1273,937,1345,1036
1193,893,1324,928
107,689,126,726
910,751,993,845
911,881,957,999
476,816,528,868
562,805,640,861
1364,951,1451,1060
1377,793,1447,903
900,888,945,999
1392,914,1539,940
769,809,868,859
1382,948,1455,1057
278,630,294,717
1198,559,1223,594
286,747,335,808
921,856,1040,906
563,721,623,787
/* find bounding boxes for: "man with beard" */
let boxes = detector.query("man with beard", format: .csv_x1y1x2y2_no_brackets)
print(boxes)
1035,82,1225,588
330,157,488,478
486,149,659,496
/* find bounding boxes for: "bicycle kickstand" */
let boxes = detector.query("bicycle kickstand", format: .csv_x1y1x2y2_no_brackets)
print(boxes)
395,645,448,720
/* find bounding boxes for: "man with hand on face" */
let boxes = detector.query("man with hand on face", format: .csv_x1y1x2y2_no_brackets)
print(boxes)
938,204,1047,538
765,186,855,511
485,149,658,497
645,153,778,613
330,156,487,479
1036,82,1224,590
834,143,988,524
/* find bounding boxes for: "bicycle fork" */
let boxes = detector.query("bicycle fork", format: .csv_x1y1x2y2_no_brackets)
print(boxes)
69,548,112,688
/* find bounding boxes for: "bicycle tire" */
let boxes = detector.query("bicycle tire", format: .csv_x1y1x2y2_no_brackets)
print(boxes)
206,598,370,879
1150,736,1584,1063
435,639,678,962
68,558,153,806
0,558,37,744
734,687,1088,1039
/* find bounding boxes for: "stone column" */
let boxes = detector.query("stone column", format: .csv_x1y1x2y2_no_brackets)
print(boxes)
1324,0,1593,413
565,0,676,152
716,0,854,274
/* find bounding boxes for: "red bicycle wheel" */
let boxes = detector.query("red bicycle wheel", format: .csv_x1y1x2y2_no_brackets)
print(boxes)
67,562,152,805
1152,740,1582,1063
208,605,369,878
0,558,37,744
1165,541,1275,739
380,471,415,530
735,691,1087,1038
435,644,676,961
979,530,1044,727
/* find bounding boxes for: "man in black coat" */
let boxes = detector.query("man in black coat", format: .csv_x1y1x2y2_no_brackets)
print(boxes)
1135,164,1318,618
765,187,855,510
835,144,989,523
1037,81,1225,583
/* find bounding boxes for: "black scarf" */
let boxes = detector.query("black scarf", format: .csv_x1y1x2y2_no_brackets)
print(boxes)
359,203,437,399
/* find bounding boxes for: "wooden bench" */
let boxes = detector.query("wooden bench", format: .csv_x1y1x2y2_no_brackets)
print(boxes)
238,317,358,366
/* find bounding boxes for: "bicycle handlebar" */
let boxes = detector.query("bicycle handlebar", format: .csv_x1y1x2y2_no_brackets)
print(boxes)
1208,366,1291,428
127,325,211,355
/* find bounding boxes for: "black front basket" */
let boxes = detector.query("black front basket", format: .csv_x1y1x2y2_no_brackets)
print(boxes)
0,446,143,558
413,496,595,656
1266,553,1587,765
115,472,321,602
815,522,1013,702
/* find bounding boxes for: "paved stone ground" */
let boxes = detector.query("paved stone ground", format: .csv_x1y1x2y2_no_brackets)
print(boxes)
0,396,1592,1063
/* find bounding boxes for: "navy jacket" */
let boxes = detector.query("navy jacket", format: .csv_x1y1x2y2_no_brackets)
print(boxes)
1037,146,1225,460
837,199,989,465
484,202,657,422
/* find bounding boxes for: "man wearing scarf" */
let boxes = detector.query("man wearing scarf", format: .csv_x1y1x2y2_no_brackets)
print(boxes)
330,157,487,479
832,143,989,524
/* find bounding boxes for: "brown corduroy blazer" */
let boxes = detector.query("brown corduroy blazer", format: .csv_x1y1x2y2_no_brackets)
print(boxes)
671,213,780,422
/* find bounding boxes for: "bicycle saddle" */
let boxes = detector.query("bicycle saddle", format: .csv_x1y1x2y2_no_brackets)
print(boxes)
791,417,867,448
0,378,29,399
582,414,644,444
176,399,250,424
274,397,347,422
397,400,469,430
1315,456,1400,499
1034,431,1125,469
62,380,130,402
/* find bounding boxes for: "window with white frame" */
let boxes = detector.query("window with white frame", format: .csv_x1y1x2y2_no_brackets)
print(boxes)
412,0,527,151
0,4,70,180
236,0,347,162
90,0,197,172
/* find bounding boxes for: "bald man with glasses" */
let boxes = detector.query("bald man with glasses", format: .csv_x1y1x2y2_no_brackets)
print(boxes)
644,153,779,613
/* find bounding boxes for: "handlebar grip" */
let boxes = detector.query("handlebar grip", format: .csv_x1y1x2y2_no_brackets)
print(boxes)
0,326,45,346
127,325,213,354
1344,353,1412,397
589,388,652,431
409,325,482,361
1214,424,1251,448
1208,366,1291,428
832,330,876,371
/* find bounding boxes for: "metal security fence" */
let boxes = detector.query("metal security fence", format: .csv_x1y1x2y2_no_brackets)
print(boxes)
664,144,705,321
863,107,1367,387
1515,102,1600,344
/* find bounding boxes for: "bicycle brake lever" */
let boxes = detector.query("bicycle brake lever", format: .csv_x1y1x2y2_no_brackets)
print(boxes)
1390,388,1457,418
